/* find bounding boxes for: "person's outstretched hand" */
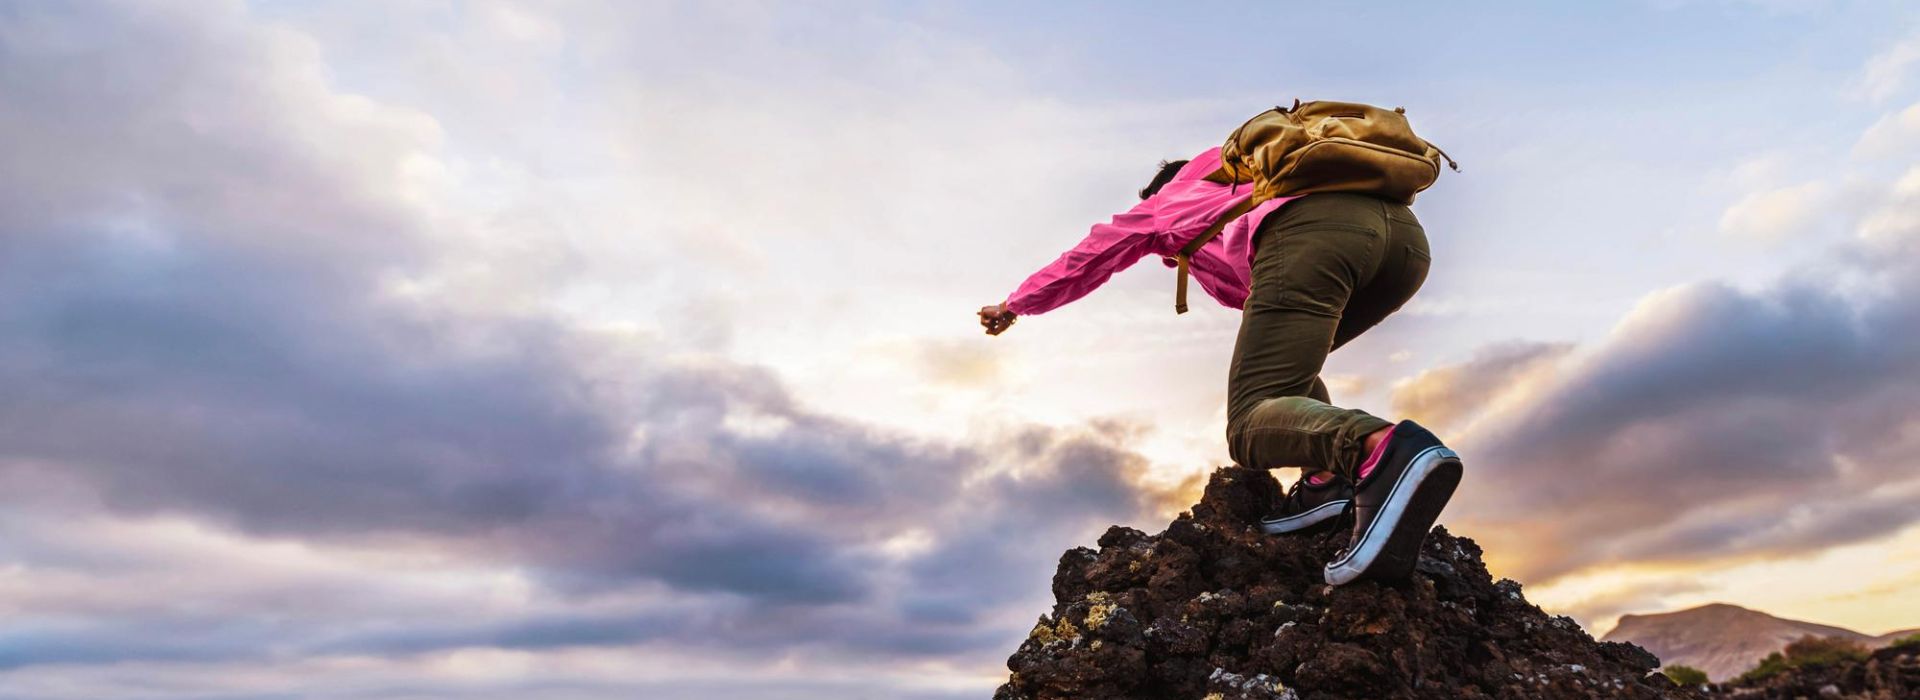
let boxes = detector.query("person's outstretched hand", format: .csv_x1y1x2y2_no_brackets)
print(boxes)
979,303,1017,336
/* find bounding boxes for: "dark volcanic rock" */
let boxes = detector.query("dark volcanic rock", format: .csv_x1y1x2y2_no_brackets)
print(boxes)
1716,638,1920,699
994,466,1705,700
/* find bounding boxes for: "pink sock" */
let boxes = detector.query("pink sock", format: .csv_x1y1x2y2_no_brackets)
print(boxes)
1355,426,1396,481
1304,470,1334,486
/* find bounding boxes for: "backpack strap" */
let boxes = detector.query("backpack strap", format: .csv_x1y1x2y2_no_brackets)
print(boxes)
1174,197,1256,314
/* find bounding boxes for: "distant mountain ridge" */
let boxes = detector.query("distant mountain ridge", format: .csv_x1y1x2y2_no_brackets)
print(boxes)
1601,602,1920,682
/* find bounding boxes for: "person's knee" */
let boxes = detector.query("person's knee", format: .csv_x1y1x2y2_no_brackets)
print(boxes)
1226,412,1252,467
1227,396,1333,470
1225,397,1285,467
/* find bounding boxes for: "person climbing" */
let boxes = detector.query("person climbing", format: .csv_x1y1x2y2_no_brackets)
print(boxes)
977,102,1464,585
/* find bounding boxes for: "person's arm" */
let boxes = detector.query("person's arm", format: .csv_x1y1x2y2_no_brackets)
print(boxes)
1000,204,1160,318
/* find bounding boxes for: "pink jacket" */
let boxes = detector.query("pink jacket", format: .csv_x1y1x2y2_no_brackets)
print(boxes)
1005,147,1300,315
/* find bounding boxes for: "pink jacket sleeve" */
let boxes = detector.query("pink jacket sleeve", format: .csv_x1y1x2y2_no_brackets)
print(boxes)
1004,202,1159,316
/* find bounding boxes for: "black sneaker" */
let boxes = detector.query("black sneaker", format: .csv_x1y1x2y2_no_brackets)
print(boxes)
1323,420,1463,586
1260,474,1352,534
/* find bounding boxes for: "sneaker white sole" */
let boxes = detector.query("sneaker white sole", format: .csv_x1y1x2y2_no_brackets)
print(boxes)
1324,446,1462,586
1259,500,1349,534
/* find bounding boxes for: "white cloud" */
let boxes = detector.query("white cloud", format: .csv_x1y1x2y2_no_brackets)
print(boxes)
1855,165,1920,256
1856,34,1920,103
1717,180,1831,243
1724,152,1794,190
1854,101,1920,156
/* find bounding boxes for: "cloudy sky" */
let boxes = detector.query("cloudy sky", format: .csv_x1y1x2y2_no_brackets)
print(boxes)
5,0,1920,697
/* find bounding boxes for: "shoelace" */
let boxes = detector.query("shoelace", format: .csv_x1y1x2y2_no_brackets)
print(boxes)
1284,480,1319,513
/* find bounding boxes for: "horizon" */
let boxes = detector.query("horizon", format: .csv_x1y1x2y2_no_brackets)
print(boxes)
5,1,1920,698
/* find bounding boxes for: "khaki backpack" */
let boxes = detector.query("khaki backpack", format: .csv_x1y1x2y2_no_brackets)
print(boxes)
1172,100,1458,313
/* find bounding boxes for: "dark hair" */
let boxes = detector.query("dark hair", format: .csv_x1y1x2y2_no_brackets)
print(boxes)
1139,159,1189,200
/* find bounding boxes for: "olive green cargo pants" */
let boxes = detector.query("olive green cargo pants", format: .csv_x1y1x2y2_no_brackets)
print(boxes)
1225,192,1431,481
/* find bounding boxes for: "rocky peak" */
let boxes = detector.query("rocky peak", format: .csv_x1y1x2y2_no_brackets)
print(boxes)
993,466,1704,699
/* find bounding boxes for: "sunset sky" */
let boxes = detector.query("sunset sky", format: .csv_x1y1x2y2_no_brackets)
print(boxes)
5,1,1920,698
